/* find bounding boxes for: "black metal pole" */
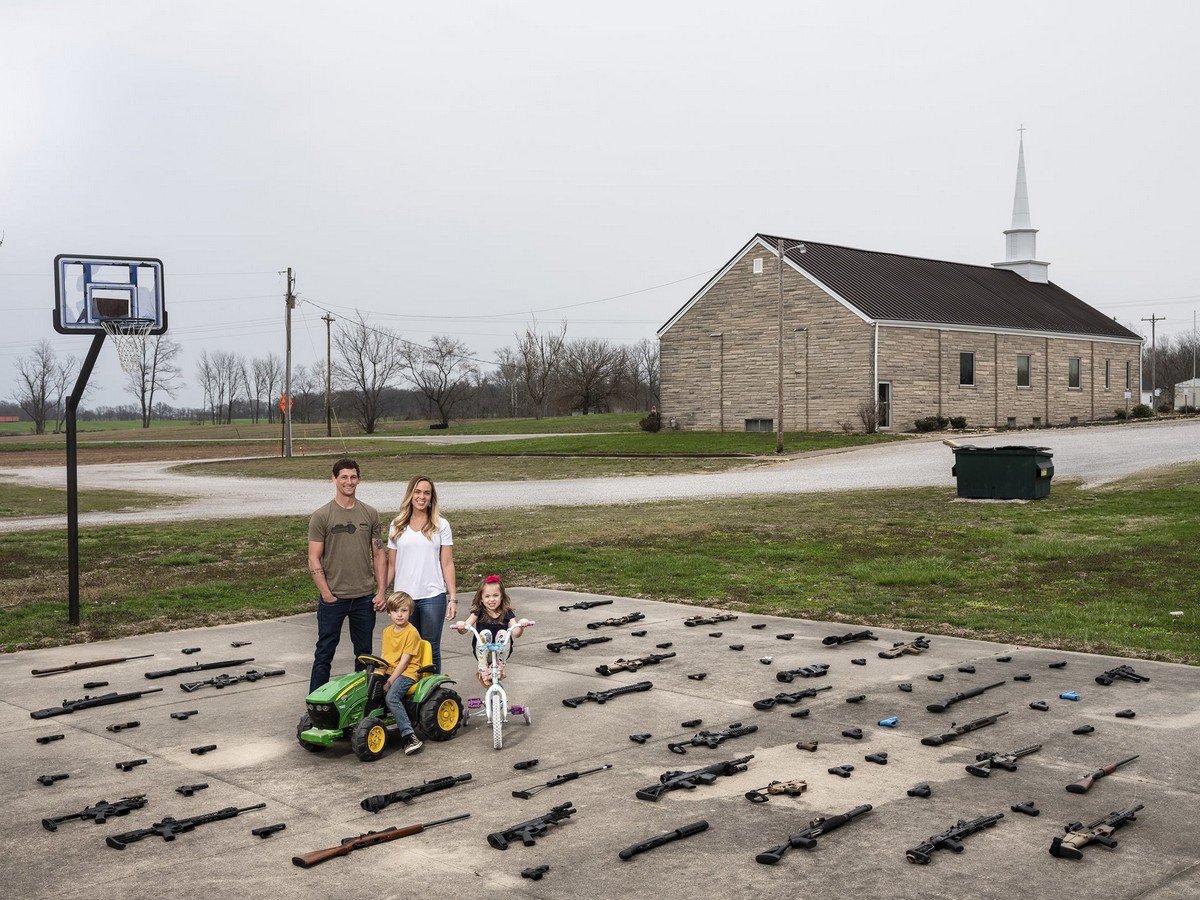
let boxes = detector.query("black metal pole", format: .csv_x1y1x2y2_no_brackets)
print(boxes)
66,335,105,625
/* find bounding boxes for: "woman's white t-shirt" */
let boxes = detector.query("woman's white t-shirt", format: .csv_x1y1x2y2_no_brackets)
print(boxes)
388,518,453,600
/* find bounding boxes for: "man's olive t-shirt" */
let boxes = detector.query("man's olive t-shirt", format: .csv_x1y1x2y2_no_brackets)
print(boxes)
308,499,381,599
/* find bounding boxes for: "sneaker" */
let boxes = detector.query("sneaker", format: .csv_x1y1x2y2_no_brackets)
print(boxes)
402,733,423,755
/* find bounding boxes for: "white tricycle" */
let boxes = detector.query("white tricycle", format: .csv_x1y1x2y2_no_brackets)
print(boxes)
457,622,533,749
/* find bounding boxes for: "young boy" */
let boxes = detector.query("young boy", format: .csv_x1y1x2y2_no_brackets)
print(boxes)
381,591,424,755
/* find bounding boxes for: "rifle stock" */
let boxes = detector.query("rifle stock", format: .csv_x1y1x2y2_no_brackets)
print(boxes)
1065,755,1138,794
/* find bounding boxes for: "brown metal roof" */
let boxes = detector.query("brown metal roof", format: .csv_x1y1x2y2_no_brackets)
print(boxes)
759,234,1141,340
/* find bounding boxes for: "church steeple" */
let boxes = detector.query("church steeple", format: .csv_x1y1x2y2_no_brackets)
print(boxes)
993,128,1050,283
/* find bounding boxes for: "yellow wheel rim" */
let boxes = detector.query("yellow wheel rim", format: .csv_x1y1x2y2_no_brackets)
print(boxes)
366,724,387,754
436,698,459,731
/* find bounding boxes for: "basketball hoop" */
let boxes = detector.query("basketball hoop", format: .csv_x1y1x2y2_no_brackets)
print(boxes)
101,317,155,374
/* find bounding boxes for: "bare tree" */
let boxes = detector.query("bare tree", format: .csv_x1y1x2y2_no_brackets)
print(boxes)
123,335,184,428
494,346,525,417
559,337,623,414
196,350,245,424
251,354,283,424
333,312,405,433
402,335,479,427
12,340,76,434
293,362,326,424
516,320,567,419
630,338,660,409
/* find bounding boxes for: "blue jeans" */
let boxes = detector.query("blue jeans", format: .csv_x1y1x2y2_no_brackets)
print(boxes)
412,592,448,674
311,594,377,692
384,674,416,737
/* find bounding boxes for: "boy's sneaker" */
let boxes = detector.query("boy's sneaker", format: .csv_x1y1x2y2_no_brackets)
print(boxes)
402,733,423,755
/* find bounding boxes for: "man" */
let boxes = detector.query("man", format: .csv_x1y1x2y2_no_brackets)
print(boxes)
307,458,387,692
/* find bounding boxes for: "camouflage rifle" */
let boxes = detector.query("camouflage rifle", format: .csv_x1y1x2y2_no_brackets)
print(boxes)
1049,803,1144,859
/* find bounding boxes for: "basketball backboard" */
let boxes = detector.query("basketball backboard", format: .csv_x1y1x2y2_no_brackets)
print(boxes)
53,254,166,335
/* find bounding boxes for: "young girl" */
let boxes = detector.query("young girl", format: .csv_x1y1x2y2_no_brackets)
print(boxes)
451,575,534,685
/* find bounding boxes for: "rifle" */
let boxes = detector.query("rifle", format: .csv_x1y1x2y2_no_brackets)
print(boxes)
30,687,165,720
1049,804,1144,859
487,802,576,850
1066,755,1138,794
562,680,653,708
558,599,613,611
635,754,754,801
753,685,832,710
683,614,738,627
293,813,469,867
106,803,267,849
878,636,930,659
775,663,830,683
42,795,147,831
926,679,1007,713
32,653,155,677
756,804,873,863
596,652,676,676
513,764,612,799
144,658,255,679
585,612,646,630
360,773,473,813
179,668,286,692
745,779,807,803
546,636,612,653
1095,665,1150,686
822,630,878,646
905,812,1005,864
668,722,757,754
966,744,1042,777
921,711,1009,746
619,820,709,859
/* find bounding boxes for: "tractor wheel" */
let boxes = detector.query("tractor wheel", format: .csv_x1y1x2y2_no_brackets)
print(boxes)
490,693,504,750
297,714,326,752
351,716,389,762
417,687,463,742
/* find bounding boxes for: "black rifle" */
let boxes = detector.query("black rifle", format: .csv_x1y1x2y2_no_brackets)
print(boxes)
144,658,255,679
756,804,873,863
585,612,646,630
596,652,676,676
753,685,832,710
1095,665,1150,686
921,711,1009,746
668,722,758,754
683,614,738,627
926,679,1007,713
179,668,286,692
775,663,830,683
513,764,612,799
106,803,267,849
32,653,154,677
30,687,165,720
558,599,614,611
620,820,709,860
822,630,878,646
966,744,1042,777
294,813,469,867
878,636,930,659
1066,755,1138,794
1050,804,1144,859
360,773,473,813
562,680,653,708
487,801,576,850
42,795,148,831
546,636,612,653
906,812,1005,864
635,754,754,801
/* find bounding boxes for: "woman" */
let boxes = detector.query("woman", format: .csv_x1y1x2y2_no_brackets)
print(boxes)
385,475,457,673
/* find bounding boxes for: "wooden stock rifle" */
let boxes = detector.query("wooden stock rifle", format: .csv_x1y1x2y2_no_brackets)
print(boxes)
293,813,469,867
32,653,154,676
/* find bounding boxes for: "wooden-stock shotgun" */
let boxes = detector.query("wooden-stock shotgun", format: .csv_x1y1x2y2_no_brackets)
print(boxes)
1066,755,1138,794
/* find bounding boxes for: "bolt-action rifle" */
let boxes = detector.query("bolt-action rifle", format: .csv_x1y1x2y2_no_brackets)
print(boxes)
822,630,878,646
921,711,1009,746
635,754,754,802
546,635,612,653
668,722,758,754
30,687,165,720
878,636,930,659
619,820,709,859
179,668,285,692
753,684,832,710
683,614,738,627
756,804,873,863
513,764,612,799
1066,755,1138,794
32,654,154,677
144,658,255,679
106,803,267,850
562,680,653,708
42,795,148,831
1049,803,1144,859
926,679,1007,713
585,612,646,630
596,652,676,676
487,802,576,850
293,813,469,867
360,773,473,813
905,812,1005,864
966,744,1042,777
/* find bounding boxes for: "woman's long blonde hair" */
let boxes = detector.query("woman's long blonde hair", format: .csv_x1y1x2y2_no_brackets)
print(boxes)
388,475,441,543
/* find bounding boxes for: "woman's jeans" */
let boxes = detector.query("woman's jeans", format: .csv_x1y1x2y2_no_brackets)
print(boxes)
413,592,448,673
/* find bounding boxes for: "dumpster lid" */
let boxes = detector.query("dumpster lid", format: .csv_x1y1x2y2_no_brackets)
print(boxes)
951,444,1053,457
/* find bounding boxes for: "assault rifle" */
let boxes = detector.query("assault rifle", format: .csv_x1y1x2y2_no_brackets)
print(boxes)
487,801,576,850
1095,665,1150,686
1066,755,1138,794
756,804,873,863
596,652,676,676
668,722,757,754
42,795,148,831
619,820,709,860
753,685,832,710
360,773,473,813
905,812,1005,864
921,711,1008,746
683,614,738,627
144,658,255,679
513,764,612,799
558,599,613,611
31,687,164,720
966,744,1041,777
562,680,653,708
635,754,754,801
546,636,612,653
822,630,878,646
179,668,286,692
586,612,646,630
1049,803,1144,859
32,653,154,677
106,803,267,849
926,679,1007,713
775,663,830,683
878,636,930,659
293,813,469,867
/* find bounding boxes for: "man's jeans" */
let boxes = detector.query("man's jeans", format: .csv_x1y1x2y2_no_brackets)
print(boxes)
311,594,376,692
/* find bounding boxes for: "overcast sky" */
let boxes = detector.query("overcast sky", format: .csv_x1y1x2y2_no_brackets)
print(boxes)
3,0,1198,409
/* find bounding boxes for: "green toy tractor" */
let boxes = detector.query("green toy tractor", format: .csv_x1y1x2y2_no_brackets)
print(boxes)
297,644,463,761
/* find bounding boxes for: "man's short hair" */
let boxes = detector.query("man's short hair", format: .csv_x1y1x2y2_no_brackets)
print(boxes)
332,458,360,477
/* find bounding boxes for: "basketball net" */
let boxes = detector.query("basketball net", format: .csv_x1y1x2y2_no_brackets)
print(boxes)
101,318,155,375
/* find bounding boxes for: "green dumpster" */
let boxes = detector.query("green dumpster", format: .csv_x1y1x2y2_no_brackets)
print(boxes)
950,445,1054,500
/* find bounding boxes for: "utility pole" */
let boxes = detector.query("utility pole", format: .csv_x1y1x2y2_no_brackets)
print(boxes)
322,312,334,437
284,267,295,457
1141,314,1165,412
